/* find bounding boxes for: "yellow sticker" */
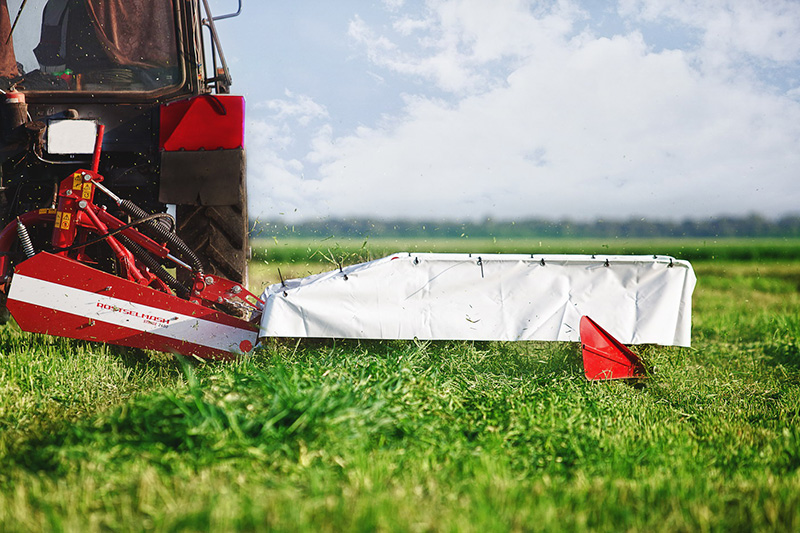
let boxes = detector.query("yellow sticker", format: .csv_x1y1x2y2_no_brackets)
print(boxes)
38,208,56,215
60,212,71,230
82,182,92,199
55,211,62,227
72,173,83,190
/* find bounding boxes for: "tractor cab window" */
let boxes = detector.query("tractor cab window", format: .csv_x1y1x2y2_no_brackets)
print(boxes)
0,0,182,93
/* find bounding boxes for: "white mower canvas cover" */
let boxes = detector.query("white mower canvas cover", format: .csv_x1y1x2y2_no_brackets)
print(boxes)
259,253,696,346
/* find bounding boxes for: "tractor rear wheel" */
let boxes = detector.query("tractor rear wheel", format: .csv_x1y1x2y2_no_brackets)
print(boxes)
176,202,249,286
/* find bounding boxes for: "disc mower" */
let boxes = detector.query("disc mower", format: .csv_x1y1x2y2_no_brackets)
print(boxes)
0,1,697,377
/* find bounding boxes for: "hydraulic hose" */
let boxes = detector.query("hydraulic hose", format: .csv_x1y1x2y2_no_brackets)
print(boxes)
117,199,204,277
117,234,191,299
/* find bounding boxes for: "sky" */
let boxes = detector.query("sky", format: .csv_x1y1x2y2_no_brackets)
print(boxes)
209,0,800,223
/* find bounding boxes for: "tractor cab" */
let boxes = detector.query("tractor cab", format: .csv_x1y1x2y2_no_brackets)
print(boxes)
2,0,188,94
0,0,248,288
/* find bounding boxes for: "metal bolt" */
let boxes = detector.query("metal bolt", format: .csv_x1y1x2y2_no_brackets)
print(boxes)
230,285,242,294
204,276,214,285
78,200,88,209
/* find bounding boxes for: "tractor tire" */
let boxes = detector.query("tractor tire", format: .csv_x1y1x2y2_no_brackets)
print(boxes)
176,202,249,286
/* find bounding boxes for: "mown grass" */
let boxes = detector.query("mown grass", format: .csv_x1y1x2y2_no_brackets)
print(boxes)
0,241,799,532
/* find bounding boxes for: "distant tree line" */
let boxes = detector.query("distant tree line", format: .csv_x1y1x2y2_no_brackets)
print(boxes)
250,214,800,239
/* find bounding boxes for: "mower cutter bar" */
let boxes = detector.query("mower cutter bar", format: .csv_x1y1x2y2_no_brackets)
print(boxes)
7,252,257,360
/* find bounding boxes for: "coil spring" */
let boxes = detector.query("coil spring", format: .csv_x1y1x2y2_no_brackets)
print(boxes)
16,219,35,259
118,199,204,276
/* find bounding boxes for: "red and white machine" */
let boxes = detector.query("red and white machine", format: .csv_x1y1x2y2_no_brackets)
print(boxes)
1,126,261,360
0,126,697,377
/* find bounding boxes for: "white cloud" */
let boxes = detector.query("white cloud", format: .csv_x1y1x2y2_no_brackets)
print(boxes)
254,90,329,127
348,0,584,94
619,0,800,74
245,1,800,222
383,0,406,12
393,15,431,36
245,93,334,218
294,28,798,220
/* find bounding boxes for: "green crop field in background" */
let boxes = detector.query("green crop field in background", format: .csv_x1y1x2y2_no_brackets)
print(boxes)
1,238,798,532
248,236,800,290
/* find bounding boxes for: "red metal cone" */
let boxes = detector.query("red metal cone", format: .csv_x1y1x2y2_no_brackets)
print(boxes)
580,316,647,380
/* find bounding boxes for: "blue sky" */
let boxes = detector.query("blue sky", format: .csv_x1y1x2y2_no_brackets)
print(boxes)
210,0,800,222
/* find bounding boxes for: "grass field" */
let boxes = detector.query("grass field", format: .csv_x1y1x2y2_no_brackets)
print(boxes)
1,238,799,532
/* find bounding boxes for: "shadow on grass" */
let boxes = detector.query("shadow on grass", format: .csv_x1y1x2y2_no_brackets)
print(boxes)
760,315,800,374
258,337,587,382
0,355,407,478
109,345,186,372
764,339,800,374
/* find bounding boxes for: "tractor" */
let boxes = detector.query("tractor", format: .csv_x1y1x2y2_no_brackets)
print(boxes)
0,0,249,324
